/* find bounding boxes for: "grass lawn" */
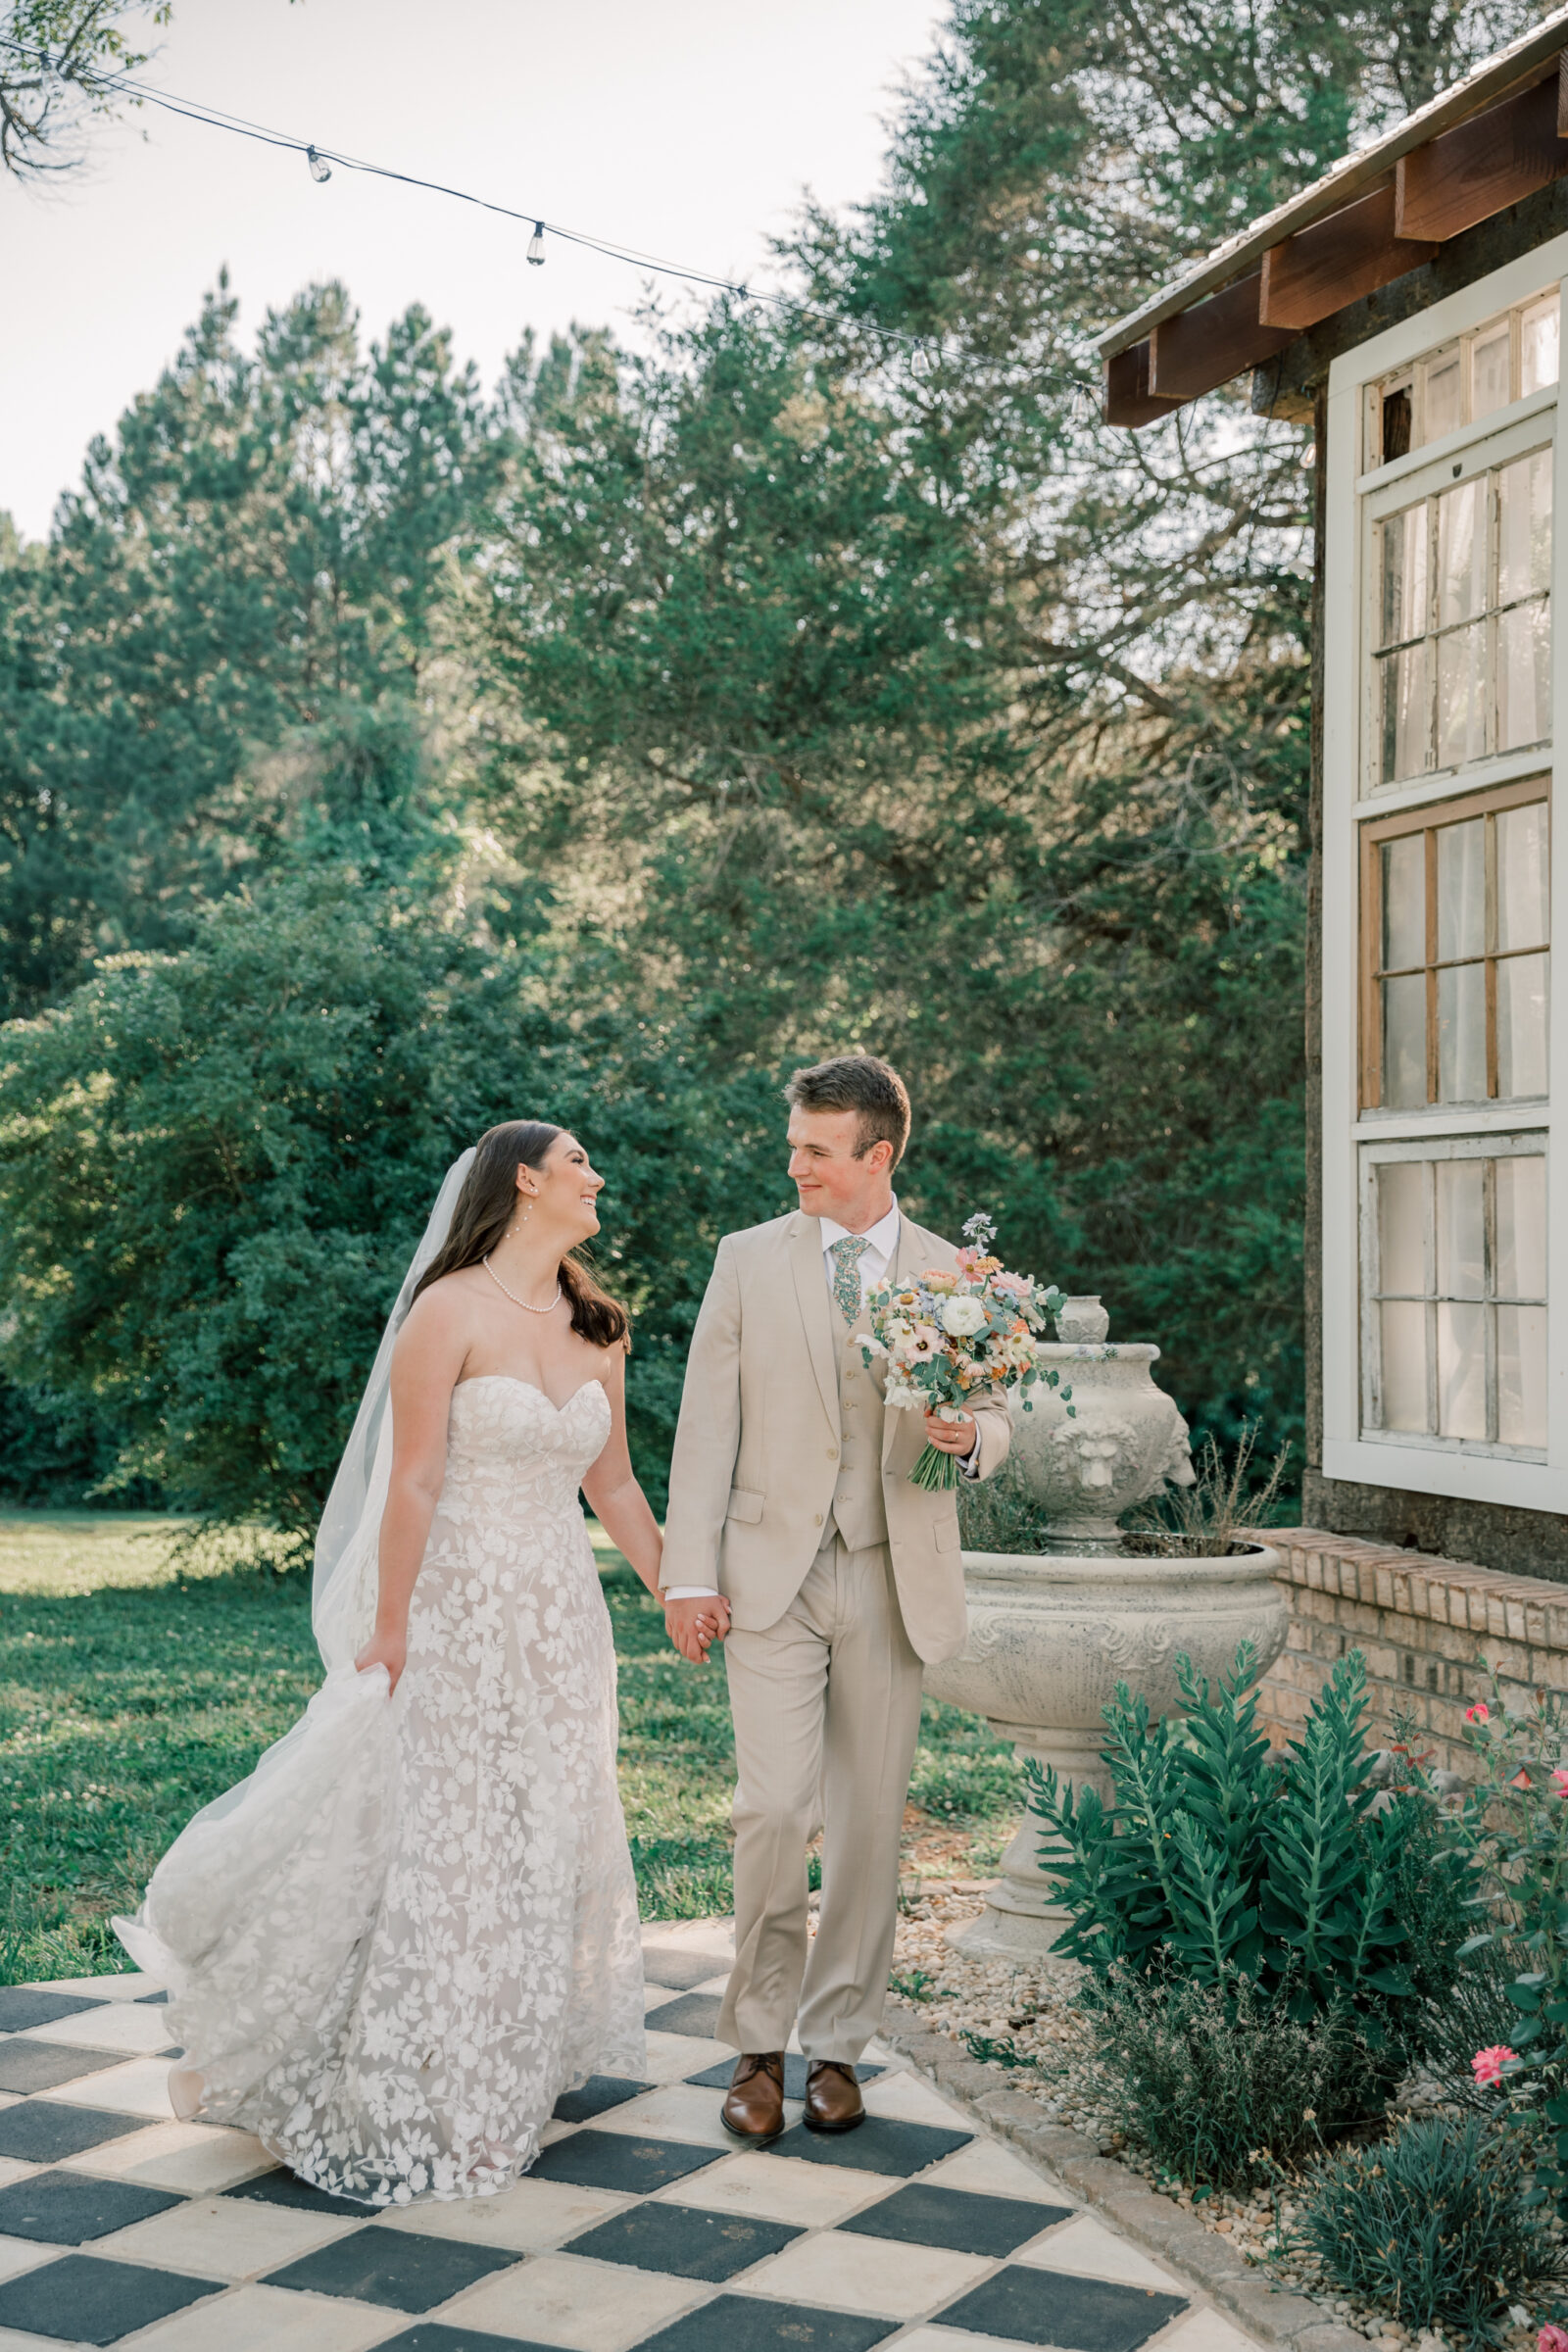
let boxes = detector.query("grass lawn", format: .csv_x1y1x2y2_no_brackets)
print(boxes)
0,1510,1020,1986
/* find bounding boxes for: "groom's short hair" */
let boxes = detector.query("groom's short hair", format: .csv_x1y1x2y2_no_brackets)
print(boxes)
784,1054,911,1166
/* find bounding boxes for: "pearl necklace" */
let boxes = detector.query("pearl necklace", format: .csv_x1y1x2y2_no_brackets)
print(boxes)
481,1255,563,1315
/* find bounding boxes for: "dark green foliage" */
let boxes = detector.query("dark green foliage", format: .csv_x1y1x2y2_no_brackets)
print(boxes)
1026,1648,1478,2052
1082,1967,1372,2188
1296,2116,1565,2343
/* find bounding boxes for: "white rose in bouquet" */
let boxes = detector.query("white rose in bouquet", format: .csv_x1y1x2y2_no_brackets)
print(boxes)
940,1295,986,1338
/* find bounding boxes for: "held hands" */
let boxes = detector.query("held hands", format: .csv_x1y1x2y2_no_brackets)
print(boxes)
664,1593,732,1665
922,1406,978,1458
355,1626,408,1694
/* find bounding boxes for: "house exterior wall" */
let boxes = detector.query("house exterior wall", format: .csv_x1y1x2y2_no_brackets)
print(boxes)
1286,178,1568,1576
1257,1524,1568,1772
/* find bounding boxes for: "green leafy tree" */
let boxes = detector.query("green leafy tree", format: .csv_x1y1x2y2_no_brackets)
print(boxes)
1,0,168,177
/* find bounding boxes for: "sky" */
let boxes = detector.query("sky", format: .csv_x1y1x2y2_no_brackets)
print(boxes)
0,0,944,541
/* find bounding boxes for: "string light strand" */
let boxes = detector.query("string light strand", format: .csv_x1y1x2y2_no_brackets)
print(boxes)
0,31,1100,403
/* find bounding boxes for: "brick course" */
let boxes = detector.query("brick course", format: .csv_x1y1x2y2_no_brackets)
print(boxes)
1256,1525,1568,1774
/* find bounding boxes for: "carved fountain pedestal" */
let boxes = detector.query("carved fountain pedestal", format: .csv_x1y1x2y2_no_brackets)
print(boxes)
922,1298,1288,1958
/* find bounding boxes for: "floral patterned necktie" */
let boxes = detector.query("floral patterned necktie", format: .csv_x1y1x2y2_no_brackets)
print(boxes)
828,1234,872,1324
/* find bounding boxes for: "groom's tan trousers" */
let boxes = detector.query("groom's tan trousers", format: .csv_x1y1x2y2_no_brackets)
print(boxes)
717,1533,925,2063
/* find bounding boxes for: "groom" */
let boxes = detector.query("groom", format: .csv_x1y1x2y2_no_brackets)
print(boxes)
661,1054,1012,2139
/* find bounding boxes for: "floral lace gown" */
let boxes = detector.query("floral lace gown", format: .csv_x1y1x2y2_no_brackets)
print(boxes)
115,1376,647,2205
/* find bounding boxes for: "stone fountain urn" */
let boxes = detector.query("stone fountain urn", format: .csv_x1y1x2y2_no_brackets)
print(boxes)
923,1298,1287,1958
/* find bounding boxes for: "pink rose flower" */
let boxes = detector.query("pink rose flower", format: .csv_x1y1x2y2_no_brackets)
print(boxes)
1466,1702,1491,1724
1538,2328,1568,2352
1552,1769,1568,1796
1471,2044,1518,2086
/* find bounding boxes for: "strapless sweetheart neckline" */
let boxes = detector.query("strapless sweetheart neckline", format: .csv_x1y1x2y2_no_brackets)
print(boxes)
453,1374,608,1413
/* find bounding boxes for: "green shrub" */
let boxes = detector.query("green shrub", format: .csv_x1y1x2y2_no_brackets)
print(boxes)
956,1455,1051,1554
1025,1646,1479,2057
1085,1966,1375,2188
1295,2115,1564,2343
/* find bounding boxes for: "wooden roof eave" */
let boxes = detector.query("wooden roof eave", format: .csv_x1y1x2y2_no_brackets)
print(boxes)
1097,7,1568,426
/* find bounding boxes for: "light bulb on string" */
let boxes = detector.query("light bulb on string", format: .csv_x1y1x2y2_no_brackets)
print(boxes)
527,222,545,267
306,145,331,183
908,340,936,380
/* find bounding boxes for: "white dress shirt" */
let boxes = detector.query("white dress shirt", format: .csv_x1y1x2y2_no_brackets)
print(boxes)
665,1199,974,1604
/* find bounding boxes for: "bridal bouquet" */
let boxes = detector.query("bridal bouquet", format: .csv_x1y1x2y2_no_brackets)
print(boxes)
857,1214,1068,1491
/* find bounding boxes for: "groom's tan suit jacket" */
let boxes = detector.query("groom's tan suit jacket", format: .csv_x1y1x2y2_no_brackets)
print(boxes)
661,1209,1010,1665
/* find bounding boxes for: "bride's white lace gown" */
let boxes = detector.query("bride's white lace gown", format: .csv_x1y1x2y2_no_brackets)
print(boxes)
116,1376,646,2205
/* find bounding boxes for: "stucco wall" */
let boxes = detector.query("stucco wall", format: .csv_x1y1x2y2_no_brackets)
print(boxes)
1257,1524,1568,1774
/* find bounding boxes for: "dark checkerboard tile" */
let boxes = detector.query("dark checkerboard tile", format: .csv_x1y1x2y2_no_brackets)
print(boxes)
373,2328,564,2352
553,2071,651,2123
0,2251,222,2345
769,2113,972,2174
224,2162,374,2216
0,2037,125,2096
0,2100,142,2162
839,2178,1072,2256
643,1990,724,2037
937,2264,1189,2348
0,1988,108,2033
0,2167,182,2243
263,2220,519,2311
530,2126,724,2194
564,2198,803,2279
637,2296,898,2351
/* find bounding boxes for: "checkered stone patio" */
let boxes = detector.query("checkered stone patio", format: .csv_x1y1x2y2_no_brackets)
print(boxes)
0,1920,1267,2352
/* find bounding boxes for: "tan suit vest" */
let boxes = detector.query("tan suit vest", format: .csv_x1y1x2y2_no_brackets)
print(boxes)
828,1318,890,1553
661,1209,1012,1665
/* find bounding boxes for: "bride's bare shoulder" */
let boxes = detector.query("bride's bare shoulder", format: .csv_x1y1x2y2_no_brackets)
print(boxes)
396,1267,485,1351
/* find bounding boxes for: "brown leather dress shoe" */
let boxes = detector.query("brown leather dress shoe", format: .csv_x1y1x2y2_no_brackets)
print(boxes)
804,2060,864,2132
721,2052,786,2141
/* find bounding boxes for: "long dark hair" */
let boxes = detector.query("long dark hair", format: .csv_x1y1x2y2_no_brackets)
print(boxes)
412,1120,630,1348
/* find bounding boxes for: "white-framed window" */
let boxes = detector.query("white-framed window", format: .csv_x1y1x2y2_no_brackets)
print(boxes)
1360,777,1549,1111
1361,1134,1546,1457
1369,429,1551,790
1364,290,1559,468
1322,238,1568,1514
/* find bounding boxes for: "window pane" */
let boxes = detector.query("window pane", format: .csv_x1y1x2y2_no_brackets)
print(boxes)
1437,1299,1487,1438
1497,951,1549,1097
1380,505,1428,647
1380,643,1431,782
1495,1154,1546,1298
1471,324,1511,419
1498,449,1551,601
1437,961,1487,1101
1521,294,1560,397
1497,1304,1547,1447
1379,1299,1428,1432
1437,480,1486,626
1378,1159,1426,1295
1436,817,1485,960
1437,623,1486,766
1436,1159,1485,1298
1382,973,1428,1107
1496,803,1549,951
1424,352,1461,442
1381,834,1426,969
1497,599,1552,751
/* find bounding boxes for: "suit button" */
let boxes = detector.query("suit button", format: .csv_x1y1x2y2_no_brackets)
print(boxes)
827,1446,838,1458
813,1512,823,1526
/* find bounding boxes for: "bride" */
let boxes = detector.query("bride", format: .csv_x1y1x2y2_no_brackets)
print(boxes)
115,1120,724,2204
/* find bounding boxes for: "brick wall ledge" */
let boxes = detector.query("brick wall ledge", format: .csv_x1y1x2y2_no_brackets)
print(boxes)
1266,1526,1568,1647
881,1999,1367,2352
